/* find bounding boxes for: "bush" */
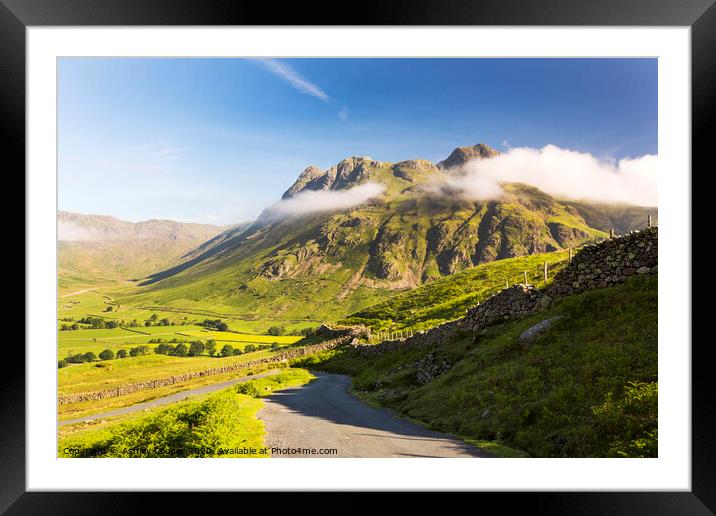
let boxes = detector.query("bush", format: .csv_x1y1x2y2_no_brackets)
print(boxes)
58,359,68,368
220,344,234,357
232,348,243,356
188,341,205,357
244,344,256,353
172,343,188,357
98,349,114,361
592,381,658,458
271,342,280,350
155,343,173,355
129,346,151,357
82,352,98,362
267,326,285,336
205,340,217,356
116,349,128,359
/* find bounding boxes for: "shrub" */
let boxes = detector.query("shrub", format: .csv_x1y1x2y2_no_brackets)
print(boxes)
130,346,151,357
116,349,128,359
232,348,243,356
98,349,114,361
267,326,284,336
172,343,188,357
189,341,205,357
82,352,98,362
592,381,658,458
244,344,256,353
205,340,217,356
155,343,173,355
271,342,280,350
58,359,68,368
220,344,234,357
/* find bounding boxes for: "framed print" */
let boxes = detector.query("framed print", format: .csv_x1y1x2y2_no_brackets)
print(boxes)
6,0,714,511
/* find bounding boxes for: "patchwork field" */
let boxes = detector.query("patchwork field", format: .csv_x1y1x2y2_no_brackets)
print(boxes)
58,325,302,359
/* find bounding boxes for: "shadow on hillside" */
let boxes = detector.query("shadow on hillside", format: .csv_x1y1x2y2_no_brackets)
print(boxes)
138,223,256,286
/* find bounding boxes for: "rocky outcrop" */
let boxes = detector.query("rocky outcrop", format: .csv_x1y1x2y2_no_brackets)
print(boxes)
415,351,452,385
437,143,500,170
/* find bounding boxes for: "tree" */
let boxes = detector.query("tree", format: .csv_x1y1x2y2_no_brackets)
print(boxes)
271,342,280,350
104,305,114,312
232,348,243,356
155,343,173,355
116,349,128,359
71,323,79,330
159,318,171,326
130,345,151,357
98,349,114,361
267,326,284,336
82,351,98,362
58,359,68,368
244,344,256,353
220,344,234,357
188,341,205,357
205,340,217,356
216,321,229,332
172,343,188,357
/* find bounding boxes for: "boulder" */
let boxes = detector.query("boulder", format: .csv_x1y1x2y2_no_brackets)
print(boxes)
518,316,566,345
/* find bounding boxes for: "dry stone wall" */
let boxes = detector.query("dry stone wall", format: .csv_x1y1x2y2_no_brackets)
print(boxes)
354,227,658,355
59,335,352,405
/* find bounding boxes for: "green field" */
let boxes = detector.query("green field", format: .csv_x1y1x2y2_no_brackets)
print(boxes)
303,274,658,458
59,369,315,457
58,325,302,359
58,340,305,395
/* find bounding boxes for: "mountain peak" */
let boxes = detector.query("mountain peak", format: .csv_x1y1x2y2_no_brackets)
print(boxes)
282,165,325,199
437,143,500,170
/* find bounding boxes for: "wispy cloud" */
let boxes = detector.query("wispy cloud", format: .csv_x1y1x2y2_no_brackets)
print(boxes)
264,182,385,219
338,107,349,122
257,58,331,103
430,144,657,206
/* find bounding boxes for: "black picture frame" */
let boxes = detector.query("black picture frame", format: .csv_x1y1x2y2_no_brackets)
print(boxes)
5,0,713,512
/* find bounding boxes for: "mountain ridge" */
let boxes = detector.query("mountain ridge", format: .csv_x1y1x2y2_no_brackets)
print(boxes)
117,143,656,324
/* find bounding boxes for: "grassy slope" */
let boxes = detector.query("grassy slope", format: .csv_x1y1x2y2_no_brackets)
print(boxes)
59,369,314,457
305,274,657,457
341,249,571,331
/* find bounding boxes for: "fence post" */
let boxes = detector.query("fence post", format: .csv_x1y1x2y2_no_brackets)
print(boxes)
543,262,548,284
506,279,509,289
648,214,652,228
609,228,615,239
569,248,573,263
523,270,528,286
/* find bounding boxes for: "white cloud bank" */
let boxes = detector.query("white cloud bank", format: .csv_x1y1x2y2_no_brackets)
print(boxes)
265,182,385,218
434,145,658,206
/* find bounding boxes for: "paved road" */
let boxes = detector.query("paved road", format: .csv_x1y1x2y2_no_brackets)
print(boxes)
59,369,282,426
258,373,490,458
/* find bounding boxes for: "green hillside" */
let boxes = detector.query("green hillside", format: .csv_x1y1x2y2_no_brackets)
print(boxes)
305,274,658,458
341,249,571,331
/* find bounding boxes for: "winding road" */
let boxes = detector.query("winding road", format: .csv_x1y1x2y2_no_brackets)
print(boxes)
258,373,490,458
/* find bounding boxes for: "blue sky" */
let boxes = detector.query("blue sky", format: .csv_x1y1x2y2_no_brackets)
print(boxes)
58,58,657,224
